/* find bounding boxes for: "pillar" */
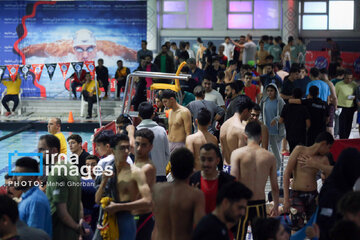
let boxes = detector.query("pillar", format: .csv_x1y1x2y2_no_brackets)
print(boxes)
282,0,299,43
147,0,158,53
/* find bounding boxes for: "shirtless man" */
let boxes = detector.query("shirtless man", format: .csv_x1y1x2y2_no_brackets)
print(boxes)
161,89,192,153
95,134,152,240
220,98,254,170
186,108,218,170
248,104,269,150
132,129,157,240
283,131,334,231
230,121,279,240
152,148,205,240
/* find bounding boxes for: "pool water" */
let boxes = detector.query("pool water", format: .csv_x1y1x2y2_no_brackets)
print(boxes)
0,130,94,186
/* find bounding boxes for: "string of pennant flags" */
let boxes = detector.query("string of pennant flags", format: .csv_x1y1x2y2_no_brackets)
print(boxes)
0,61,96,82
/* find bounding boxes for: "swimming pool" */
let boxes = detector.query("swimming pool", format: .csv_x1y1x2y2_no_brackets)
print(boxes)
0,130,94,186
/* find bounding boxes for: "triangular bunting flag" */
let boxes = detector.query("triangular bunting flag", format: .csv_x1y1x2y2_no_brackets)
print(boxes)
58,62,70,80
45,63,57,81
0,66,6,80
84,61,95,79
31,64,44,81
20,65,32,80
71,62,84,79
6,65,19,82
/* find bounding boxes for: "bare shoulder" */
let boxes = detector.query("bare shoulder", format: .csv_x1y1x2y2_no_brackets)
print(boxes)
153,182,170,195
180,105,191,114
232,146,248,157
208,134,218,145
142,162,156,174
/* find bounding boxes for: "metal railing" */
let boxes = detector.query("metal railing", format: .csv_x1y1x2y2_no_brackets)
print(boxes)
121,71,191,114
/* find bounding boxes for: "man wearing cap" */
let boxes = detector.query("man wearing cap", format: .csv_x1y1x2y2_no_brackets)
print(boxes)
21,29,137,62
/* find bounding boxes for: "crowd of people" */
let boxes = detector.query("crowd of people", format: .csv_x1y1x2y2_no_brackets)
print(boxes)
1,35,360,240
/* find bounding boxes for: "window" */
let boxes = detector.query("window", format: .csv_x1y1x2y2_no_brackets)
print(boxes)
161,0,212,29
300,0,354,30
227,0,280,29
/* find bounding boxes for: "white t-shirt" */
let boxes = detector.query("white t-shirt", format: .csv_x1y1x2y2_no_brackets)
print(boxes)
221,42,234,60
205,89,225,106
97,154,133,170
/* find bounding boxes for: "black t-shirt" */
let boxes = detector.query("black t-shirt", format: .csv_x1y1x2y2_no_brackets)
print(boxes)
192,214,230,240
281,76,296,96
78,150,90,169
301,98,329,133
280,103,310,142
260,73,282,90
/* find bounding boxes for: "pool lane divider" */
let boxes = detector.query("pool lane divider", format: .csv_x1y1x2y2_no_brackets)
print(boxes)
0,122,34,142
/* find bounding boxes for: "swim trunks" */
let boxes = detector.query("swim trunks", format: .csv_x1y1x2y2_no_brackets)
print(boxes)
135,212,154,240
234,200,266,240
289,190,318,231
169,142,185,154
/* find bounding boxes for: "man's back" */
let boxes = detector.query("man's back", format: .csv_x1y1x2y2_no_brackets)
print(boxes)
220,115,246,165
281,103,310,141
306,80,330,102
186,131,218,170
153,182,204,240
231,146,276,200
302,98,328,132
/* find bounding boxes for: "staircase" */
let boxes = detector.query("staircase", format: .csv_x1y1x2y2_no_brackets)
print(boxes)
1,98,123,122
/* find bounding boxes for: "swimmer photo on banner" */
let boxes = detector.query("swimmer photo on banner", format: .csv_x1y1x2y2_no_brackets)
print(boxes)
0,1,146,97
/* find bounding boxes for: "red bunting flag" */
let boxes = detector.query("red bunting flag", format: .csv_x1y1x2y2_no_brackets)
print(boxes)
31,64,44,81
58,62,71,80
84,61,95,79
6,65,19,82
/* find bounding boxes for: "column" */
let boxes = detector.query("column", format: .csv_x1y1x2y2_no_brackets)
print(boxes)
282,0,299,42
147,0,158,53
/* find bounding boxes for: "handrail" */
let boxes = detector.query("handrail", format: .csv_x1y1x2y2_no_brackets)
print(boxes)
134,71,192,78
121,71,191,114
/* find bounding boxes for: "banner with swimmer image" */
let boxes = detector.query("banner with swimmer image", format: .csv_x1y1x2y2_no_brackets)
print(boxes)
0,1,146,97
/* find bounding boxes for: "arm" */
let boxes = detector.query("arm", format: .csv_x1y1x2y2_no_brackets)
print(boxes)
230,151,240,180
104,167,152,213
283,147,301,213
261,124,269,150
278,117,284,124
57,203,83,234
126,125,136,154
306,119,311,131
214,104,225,121
185,136,195,154
231,39,244,48
95,175,108,204
298,155,333,177
288,98,302,104
183,110,192,137
193,190,205,226
280,93,292,100
269,156,280,216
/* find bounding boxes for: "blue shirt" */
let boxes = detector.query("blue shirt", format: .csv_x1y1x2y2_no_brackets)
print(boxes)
305,80,330,102
294,77,311,98
18,186,52,237
265,98,278,135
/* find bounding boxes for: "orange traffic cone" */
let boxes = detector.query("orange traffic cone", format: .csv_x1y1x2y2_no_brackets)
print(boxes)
68,111,74,123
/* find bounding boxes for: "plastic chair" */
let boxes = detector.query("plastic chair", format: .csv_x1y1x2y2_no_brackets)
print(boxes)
1,89,23,115
149,61,186,104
